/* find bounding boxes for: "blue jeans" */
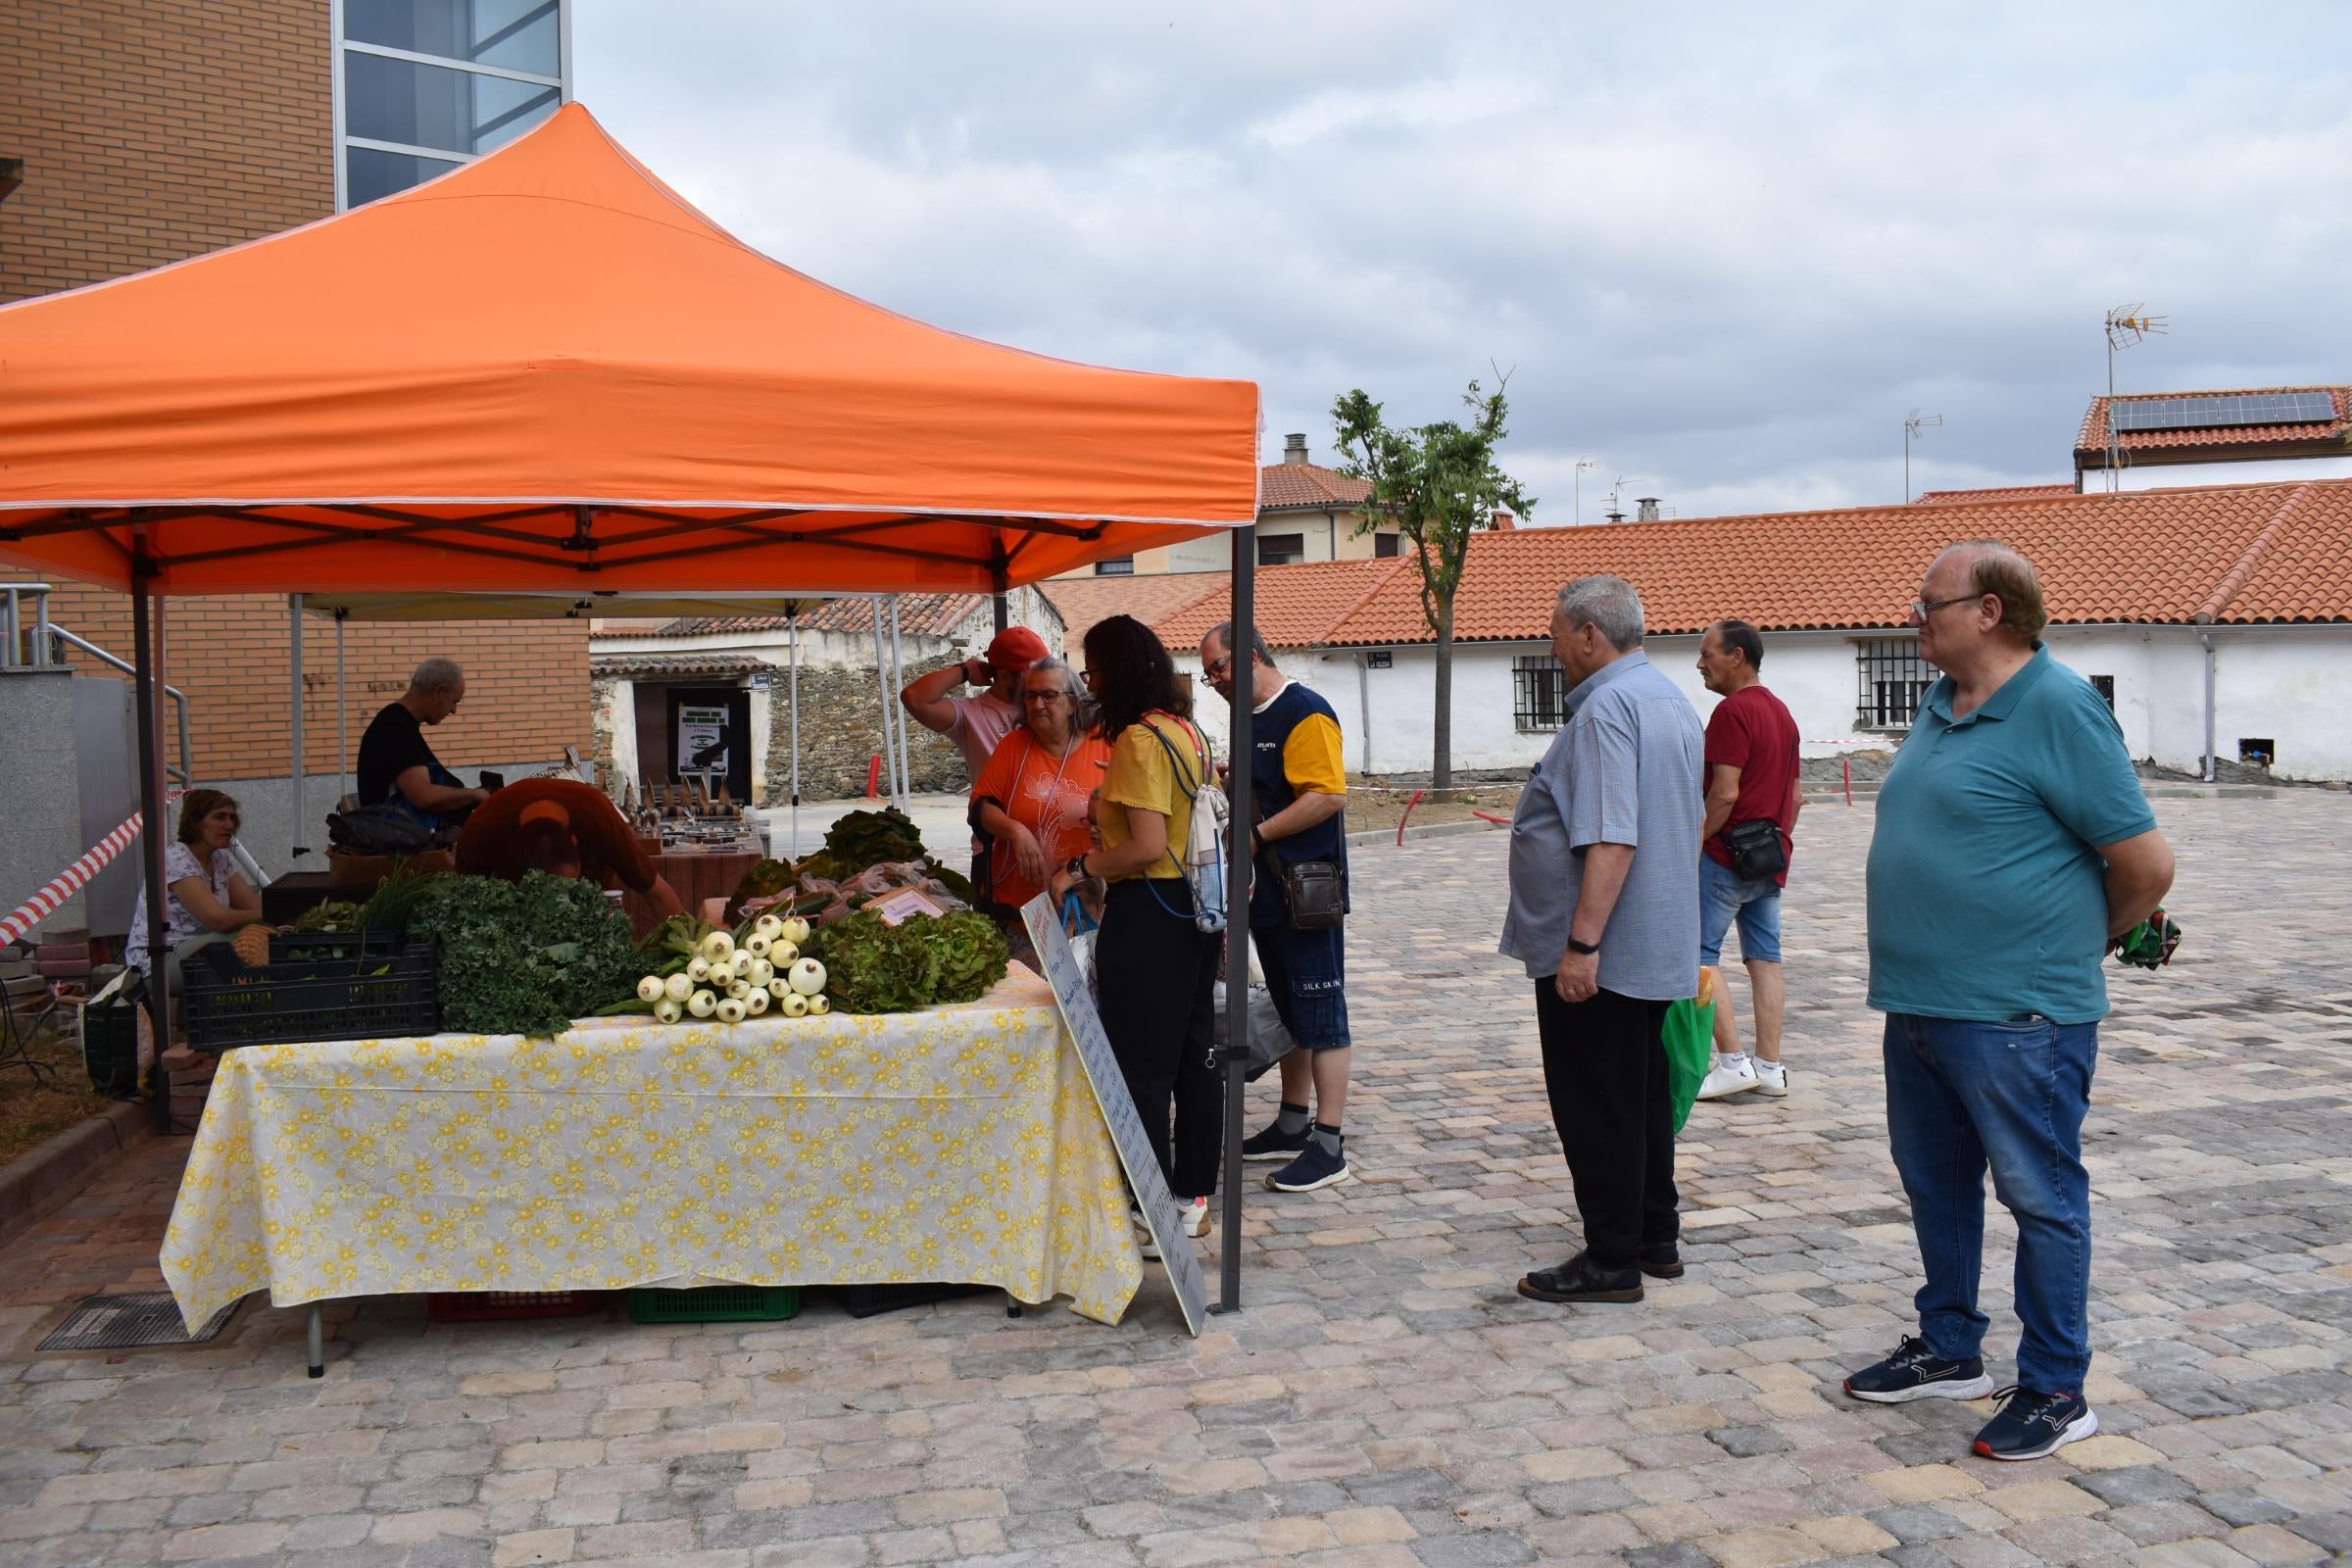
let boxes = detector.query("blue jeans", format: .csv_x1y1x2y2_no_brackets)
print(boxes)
1698,856,1782,965
1883,1012,2098,1393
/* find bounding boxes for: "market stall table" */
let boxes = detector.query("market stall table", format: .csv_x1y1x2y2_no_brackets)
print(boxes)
160,965,1144,1366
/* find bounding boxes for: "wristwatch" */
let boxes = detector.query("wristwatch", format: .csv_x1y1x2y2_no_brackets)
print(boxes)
1065,855,1091,881
1565,936,1600,956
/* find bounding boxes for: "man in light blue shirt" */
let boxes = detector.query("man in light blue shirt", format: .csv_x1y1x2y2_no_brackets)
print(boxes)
1501,575,1704,1305
1842,541,2175,1464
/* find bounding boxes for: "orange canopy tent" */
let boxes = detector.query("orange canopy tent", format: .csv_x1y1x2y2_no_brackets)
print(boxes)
0,102,1260,595
0,102,1266,1314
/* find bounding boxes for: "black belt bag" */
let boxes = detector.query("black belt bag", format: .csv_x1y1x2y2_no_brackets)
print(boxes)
1720,818,1788,881
1275,858,1346,931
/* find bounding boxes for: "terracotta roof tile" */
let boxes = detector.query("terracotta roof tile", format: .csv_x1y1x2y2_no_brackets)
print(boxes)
1913,484,2075,503
1041,572,1228,657
1152,557,1409,649
2075,385,2350,459
1259,460,1372,511
589,653,769,679
1309,479,2352,647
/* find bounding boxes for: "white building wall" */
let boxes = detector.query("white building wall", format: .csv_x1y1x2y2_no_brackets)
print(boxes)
602,679,640,794
2100,455,2352,491
1270,625,2351,783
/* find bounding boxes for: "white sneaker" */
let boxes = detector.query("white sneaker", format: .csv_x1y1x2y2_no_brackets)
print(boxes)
1138,1197,1210,1260
1752,1059,1788,1098
1694,1054,1760,1100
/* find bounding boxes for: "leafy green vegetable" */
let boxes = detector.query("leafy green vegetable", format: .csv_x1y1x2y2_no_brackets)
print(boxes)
356,859,445,935
810,909,1008,1014
822,808,927,868
723,858,797,923
292,900,363,933
408,872,641,1037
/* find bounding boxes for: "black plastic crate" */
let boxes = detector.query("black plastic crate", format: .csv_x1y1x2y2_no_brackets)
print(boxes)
182,932,438,1050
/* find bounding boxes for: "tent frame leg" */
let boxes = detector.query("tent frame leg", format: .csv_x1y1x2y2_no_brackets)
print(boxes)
131,571,173,1135
1212,526,1254,1315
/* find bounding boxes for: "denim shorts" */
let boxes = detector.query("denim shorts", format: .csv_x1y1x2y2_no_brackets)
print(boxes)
1698,854,1782,965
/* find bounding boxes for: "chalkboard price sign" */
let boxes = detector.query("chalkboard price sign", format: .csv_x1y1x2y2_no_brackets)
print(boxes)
1019,894,1207,1337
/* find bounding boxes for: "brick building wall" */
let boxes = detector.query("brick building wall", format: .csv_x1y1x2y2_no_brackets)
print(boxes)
0,0,335,303
41,591,590,779
1,0,589,793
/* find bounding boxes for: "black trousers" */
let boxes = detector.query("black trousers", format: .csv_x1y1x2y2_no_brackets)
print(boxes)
1096,878,1222,1198
1532,981,1680,1269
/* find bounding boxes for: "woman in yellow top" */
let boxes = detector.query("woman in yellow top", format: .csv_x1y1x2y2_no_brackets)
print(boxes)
1051,614,1220,1245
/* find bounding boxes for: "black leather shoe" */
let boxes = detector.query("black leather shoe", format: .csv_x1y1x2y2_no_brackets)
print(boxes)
1638,1247,1685,1280
1517,1252,1643,1303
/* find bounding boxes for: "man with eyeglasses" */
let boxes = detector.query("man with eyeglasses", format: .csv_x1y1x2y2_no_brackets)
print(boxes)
1842,540,2175,1463
1200,621,1354,1194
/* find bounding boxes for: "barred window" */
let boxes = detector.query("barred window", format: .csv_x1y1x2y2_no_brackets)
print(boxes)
1856,637,1936,730
1514,654,1570,733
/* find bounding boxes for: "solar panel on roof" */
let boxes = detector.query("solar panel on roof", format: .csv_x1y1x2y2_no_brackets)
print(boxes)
2111,392,2337,432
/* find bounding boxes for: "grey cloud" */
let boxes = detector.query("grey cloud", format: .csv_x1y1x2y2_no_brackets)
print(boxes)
576,2,2352,517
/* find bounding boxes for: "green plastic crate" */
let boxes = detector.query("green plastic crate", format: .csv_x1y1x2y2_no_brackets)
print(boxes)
624,1285,799,1324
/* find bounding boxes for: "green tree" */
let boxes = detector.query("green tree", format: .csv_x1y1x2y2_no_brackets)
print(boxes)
1332,377,1534,789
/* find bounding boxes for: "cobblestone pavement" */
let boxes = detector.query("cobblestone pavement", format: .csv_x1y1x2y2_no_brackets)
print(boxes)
3,795,2347,1567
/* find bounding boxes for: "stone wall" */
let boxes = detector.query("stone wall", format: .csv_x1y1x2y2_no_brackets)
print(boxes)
589,676,624,795
764,662,972,802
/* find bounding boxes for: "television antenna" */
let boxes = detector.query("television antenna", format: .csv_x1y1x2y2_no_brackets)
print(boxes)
1903,409,1943,503
1572,457,1599,526
2102,305,2168,493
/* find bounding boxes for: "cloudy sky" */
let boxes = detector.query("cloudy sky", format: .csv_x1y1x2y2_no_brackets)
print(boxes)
575,3,2352,521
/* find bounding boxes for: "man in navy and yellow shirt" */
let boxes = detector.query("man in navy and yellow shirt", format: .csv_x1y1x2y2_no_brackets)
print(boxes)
1200,622,1354,1193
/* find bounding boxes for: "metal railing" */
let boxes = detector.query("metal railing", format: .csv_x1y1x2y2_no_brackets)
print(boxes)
4,582,267,885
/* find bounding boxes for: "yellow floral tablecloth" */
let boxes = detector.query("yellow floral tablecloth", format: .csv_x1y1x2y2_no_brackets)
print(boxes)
161,965,1142,1331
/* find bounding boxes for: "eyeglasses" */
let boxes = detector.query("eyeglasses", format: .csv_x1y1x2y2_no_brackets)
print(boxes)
1080,668,1100,685
1021,691,1069,706
1202,653,1234,678
1909,594,1978,622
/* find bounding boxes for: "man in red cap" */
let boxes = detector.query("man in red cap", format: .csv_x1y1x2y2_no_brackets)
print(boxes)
900,625,1052,784
455,777,684,920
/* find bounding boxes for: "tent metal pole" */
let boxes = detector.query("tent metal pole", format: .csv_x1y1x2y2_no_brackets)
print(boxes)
889,597,911,812
1215,524,1255,1314
788,612,801,858
131,567,172,1135
289,595,306,863
335,611,350,803
871,600,900,809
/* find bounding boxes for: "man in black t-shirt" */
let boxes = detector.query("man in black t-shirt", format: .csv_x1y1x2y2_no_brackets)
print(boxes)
356,657,490,829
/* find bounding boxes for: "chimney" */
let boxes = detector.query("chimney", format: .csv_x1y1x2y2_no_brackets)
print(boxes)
1283,433,1309,465
1604,507,1626,525
1636,497,1660,522
1491,511,1515,531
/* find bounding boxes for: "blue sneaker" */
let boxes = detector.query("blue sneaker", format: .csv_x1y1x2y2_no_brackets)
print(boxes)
1842,1335,1995,1404
1973,1387,2097,1461
1241,1120,1311,1162
1265,1139,1351,1193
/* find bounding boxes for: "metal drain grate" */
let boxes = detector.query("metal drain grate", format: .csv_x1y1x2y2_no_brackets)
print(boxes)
37,1292,236,1352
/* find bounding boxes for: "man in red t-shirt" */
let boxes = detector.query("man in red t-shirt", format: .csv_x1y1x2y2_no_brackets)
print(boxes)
455,777,684,920
1692,620,1802,1102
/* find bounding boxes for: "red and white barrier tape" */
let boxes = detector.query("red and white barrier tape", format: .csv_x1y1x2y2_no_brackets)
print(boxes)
0,790,181,948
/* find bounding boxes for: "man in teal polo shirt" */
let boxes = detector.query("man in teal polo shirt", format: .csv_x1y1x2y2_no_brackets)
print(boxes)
1842,541,2175,1462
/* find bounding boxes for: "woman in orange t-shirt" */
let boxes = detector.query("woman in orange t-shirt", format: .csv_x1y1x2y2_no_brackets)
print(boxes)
971,657,1110,917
